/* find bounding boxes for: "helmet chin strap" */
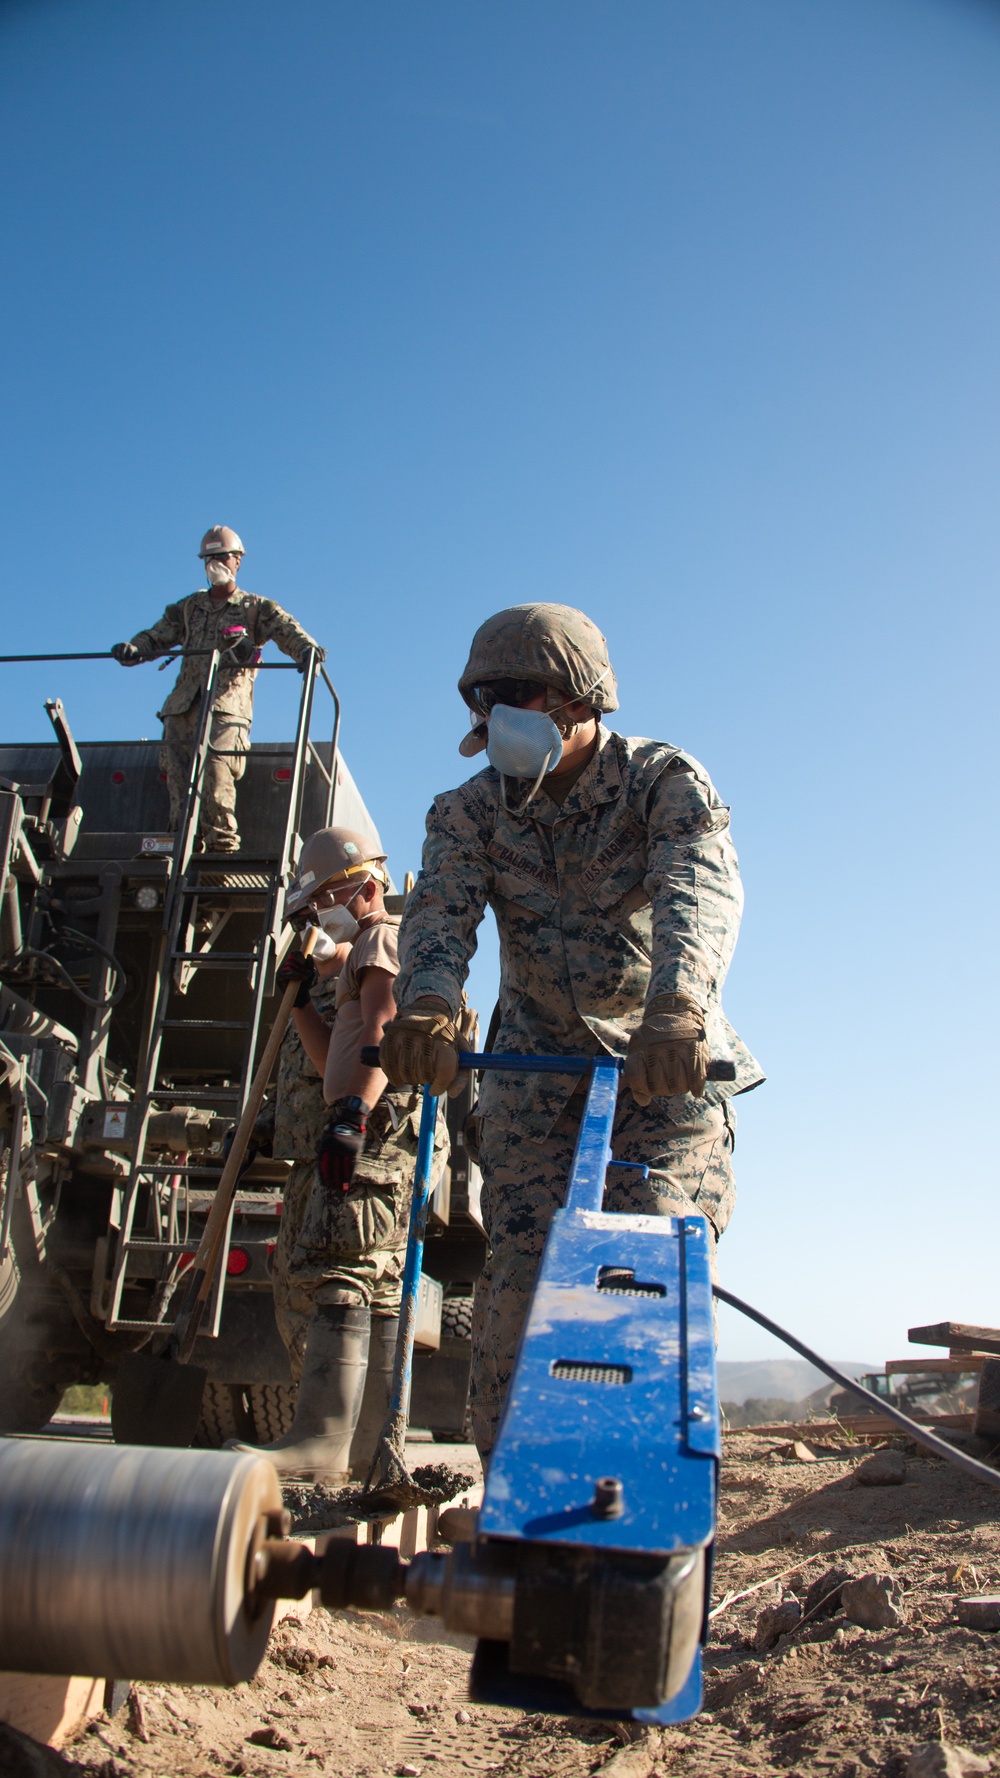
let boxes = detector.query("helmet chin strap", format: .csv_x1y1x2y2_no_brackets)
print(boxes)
544,665,611,738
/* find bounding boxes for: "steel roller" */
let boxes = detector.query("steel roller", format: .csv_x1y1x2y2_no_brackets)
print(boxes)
0,1438,284,1684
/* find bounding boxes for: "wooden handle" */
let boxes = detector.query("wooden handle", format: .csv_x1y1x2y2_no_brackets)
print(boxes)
174,925,318,1358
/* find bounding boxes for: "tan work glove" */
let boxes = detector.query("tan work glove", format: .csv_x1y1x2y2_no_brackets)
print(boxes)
379,997,461,1095
623,993,709,1104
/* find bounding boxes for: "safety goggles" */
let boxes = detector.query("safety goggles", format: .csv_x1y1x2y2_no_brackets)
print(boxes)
468,679,545,717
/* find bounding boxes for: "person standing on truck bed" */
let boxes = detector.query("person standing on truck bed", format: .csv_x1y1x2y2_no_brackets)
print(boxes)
379,602,764,1463
110,525,324,854
235,826,448,1481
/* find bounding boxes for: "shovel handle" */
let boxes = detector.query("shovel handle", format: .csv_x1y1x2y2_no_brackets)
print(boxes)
366,1086,440,1488
173,924,318,1362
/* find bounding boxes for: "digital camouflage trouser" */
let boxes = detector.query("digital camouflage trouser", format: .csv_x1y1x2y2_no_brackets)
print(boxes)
272,1159,325,1383
159,707,249,852
273,1163,410,1383
273,1097,448,1382
470,1090,736,1459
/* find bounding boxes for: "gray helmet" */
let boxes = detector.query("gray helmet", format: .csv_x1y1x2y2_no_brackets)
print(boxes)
458,603,618,714
199,525,245,559
286,826,388,918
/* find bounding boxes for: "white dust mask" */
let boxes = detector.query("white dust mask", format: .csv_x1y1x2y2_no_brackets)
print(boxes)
308,927,339,962
205,559,235,587
318,901,360,944
486,705,563,783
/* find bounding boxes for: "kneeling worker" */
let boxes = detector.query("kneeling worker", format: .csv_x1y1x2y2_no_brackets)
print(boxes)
250,826,448,1481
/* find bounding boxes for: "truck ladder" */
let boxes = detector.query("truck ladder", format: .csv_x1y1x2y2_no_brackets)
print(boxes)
105,646,339,1333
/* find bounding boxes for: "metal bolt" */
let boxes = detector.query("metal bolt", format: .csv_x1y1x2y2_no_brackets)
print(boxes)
591,1476,624,1519
690,1404,709,1421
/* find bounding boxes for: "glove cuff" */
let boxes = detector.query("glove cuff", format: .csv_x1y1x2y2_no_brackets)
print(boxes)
328,1095,371,1123
638,993,707,1042
645,992,705,1019
396,998,459,1042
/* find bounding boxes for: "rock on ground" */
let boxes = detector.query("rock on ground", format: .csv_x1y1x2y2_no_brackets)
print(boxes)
753,1596,801,1650
907,1742,992,1776
842,1571,908,1630
803,1561,861,1618
854,1446,908,1486
956,1596,1000,1631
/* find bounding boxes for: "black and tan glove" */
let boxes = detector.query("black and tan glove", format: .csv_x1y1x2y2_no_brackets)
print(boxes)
623,993,709,1104
276,949,317,1008
318,1097,369,1191
379,998,461,1095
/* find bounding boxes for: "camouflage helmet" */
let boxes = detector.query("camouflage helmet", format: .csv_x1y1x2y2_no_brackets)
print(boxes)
199,525,245,559
285,826,388,918
458,603,618,714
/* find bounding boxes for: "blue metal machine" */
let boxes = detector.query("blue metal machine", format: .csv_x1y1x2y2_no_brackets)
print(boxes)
353,1046,724,1720
470,1055,718,1721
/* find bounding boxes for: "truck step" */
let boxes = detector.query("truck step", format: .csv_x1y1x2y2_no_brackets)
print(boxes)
179,881,271,897
159,1019,251,1029
136,1162,228,1176
146,1085,240,1099
169,951,259,963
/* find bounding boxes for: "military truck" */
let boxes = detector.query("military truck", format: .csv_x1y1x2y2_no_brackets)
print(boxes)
828,1368,980,1421
0,649,484,1444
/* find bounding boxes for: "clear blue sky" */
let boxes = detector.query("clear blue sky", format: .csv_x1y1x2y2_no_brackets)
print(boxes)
2,0,998,1368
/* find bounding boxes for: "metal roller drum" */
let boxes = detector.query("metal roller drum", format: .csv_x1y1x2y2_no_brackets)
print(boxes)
0,1438,283,1684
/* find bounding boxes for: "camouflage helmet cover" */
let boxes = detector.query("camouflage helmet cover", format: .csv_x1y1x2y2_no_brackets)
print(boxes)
458,603,618,713
199,525,245,559
286,825,388,918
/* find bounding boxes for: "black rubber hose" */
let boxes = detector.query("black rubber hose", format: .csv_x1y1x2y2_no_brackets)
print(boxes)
43,923,127,1008
10,928,127,1009
713,1283,1000,1494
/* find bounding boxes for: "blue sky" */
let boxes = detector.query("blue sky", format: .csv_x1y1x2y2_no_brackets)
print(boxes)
2,0,998,1367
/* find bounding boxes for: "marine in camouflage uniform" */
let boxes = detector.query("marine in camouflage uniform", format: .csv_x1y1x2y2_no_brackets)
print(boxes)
286,912,449,1328
269,963,445,1380
385,603,763,1457
238,827,449,1480
113,527,322,852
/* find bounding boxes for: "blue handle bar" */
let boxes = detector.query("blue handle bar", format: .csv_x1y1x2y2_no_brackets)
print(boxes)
360,1047,736,1081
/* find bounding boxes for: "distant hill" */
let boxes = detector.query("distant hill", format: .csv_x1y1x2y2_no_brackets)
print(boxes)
717,1359,875,1406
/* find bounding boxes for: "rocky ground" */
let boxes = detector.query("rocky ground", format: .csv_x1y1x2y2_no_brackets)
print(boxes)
13,1428,1000,1778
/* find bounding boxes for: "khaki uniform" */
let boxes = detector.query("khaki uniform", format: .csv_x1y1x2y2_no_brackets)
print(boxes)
127,587,320,851
275,920,448,1380
396,725,763,1453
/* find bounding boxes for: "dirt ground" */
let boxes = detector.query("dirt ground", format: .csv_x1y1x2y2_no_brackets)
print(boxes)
23,1428,1000,1778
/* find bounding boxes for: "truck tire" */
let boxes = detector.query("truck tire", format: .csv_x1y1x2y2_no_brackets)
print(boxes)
0,1198,78,1432
0,1248,19,1330
247,1383,296,1443
441,1294,473,1341
0,1369,67,1435
430,1294,475,1442
0,1166,29,1332
194,1382,252,1447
